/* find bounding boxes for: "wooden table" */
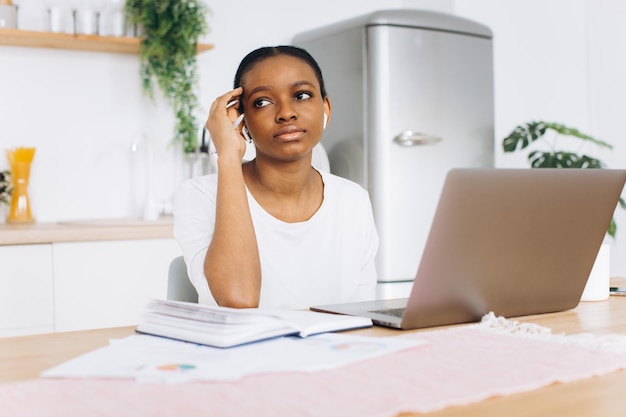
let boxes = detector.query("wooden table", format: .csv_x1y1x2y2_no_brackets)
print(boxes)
2,293,626,416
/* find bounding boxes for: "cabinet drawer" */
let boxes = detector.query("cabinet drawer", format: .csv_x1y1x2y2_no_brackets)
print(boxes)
53,238,181,332
0,244,54,337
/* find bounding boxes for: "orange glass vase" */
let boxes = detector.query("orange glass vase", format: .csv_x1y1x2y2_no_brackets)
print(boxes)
6,147,36,224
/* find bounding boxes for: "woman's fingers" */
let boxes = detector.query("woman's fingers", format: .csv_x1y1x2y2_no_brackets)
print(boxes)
206,87,247,157
207,87,243,129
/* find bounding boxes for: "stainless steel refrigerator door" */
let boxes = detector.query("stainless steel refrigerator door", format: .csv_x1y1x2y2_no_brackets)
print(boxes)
367,25,494,282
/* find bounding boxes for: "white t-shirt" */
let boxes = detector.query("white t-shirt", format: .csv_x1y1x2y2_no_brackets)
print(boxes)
173,169,379,309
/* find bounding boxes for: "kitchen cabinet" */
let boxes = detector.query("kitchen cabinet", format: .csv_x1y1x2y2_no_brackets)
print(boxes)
0,28,213,54
0,218,182,336
0,244,54,337
53,238,181,332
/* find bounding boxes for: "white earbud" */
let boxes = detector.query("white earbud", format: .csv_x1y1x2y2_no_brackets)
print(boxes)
234,113,252,143
233,113,245,128
323,114,328,130
242,126,252,143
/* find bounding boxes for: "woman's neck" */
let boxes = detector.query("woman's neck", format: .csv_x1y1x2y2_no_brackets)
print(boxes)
243,158,324,222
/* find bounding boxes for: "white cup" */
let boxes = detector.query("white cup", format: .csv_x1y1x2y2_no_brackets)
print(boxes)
111,9,124,35
17,0,48,31
101,0,125,36
44,0,77,34
48,7,64,32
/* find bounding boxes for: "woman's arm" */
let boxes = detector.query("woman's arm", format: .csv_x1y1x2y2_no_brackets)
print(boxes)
204,88,261,308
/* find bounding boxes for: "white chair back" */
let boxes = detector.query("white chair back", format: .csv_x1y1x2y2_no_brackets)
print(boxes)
167,256,198,303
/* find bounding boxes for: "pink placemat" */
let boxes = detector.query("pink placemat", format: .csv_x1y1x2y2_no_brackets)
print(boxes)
2,326,626,417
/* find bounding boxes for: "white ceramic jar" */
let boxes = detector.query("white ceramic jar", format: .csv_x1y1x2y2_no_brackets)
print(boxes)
0,4,17,28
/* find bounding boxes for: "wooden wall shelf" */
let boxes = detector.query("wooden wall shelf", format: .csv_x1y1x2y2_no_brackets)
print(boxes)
0,28,213,54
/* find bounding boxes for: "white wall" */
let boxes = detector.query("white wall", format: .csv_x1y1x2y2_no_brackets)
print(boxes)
2,0,625,275
451,0,626,277
0,32,180,221
0,0,396,222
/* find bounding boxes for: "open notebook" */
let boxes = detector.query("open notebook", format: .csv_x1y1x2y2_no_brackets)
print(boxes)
136,299,372,348
312,168,626,329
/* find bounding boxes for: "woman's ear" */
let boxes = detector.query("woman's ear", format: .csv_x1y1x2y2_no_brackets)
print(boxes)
323,97,332,130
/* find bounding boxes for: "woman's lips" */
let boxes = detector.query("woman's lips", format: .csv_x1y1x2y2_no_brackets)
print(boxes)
274,126,306,141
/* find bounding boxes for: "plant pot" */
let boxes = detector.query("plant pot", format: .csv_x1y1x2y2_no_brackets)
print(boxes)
580,243,610,301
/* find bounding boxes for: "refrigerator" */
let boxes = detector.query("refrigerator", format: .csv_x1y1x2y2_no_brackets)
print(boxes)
294,10,494,283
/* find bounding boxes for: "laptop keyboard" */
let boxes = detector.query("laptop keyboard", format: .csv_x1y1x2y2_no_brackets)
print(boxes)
369,307,405,318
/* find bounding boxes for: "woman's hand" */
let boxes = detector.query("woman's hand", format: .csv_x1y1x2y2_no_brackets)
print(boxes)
206,87,247,162
203,86,262,307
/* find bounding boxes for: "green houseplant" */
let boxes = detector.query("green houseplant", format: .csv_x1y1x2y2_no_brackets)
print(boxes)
503,121,626,237
125,0,210,153
0,170,11,206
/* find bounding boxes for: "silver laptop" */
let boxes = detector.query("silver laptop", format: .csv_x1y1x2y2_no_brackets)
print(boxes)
311,168,626,329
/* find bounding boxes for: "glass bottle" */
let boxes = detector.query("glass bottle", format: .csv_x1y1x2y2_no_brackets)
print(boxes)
6,147,36,224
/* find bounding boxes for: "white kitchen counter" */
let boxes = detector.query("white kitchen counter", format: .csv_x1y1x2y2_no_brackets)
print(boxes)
0,216,174,245
0,216,180,337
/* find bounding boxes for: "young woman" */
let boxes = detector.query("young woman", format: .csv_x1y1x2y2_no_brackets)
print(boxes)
174,46,379,309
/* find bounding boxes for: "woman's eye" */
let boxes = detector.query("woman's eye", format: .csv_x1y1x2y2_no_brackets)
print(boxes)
253,98,271,108
295,91,312,100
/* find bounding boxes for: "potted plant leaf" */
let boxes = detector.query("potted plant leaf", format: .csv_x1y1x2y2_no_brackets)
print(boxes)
0,170,11,206
502,121,626,237
125,0,210,153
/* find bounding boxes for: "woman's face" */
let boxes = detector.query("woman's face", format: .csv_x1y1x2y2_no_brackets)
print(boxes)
240,55,330,163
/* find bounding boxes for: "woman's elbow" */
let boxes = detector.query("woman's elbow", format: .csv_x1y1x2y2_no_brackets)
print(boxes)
209,280,260,308
215,293,260,309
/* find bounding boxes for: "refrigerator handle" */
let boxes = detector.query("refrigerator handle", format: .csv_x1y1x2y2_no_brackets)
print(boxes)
393,131,442,147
